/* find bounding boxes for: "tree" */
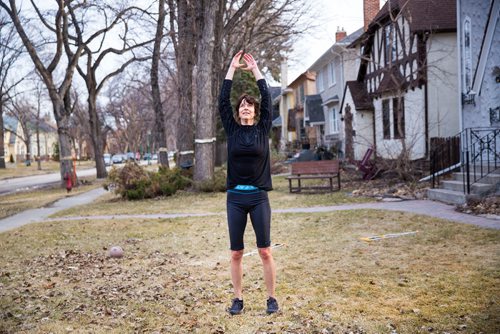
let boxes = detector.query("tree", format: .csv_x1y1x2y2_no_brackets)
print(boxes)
0,13,24,169
63,1,154,178
150,0,169,167
0,0,85,187
166,0,310,183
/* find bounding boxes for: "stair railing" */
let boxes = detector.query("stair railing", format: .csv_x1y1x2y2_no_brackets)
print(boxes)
426,127,500,194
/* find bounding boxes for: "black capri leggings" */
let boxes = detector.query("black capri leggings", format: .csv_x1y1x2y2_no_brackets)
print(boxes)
226,190,271,251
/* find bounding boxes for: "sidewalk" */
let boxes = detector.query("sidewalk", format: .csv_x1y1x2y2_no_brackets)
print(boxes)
0,188,498,234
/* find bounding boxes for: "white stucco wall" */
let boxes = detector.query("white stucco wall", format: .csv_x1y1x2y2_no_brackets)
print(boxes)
427,33,460,138
460,0,500,128
374,89,427,160
353,110,374,160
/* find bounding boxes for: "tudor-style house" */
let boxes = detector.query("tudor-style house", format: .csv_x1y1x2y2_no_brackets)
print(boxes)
341,0,459,161
308,27,364,156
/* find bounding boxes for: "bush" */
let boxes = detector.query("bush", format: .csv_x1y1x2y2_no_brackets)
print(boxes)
104,162,191,200
193,168,227,192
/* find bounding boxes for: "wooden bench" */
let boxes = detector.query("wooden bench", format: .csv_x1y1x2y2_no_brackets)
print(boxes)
286,160,341,193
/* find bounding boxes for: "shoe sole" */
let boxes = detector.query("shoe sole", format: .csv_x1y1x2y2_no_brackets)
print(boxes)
228,306,244,315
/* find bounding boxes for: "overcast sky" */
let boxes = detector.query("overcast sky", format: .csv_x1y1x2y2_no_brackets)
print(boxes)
286,0,366,82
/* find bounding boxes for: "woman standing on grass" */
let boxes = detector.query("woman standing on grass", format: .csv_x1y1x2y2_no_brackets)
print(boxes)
218,50,279,315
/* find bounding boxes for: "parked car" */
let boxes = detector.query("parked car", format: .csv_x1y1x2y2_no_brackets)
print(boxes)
103,154,112,166
111,154,125,164
126,152,136,161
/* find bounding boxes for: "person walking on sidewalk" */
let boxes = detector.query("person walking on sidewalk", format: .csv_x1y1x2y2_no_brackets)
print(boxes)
218,50,279,315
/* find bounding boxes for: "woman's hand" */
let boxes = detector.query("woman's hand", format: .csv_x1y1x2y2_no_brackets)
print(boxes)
230,50,245,69
242,52,263,80
242,53,257,71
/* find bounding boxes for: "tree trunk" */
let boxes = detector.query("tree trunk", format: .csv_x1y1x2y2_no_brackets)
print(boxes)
151,0,169,168
193,0,220,182
53,99,75,188
175,0,196,168
87,79,107,178
0,100,5,169
344,104,354,161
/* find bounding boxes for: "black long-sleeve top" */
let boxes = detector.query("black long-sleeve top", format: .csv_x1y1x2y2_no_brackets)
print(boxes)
219,79,273,191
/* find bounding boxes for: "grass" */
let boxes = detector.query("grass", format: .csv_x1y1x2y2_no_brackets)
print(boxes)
51,175,372,218
0,160,95,180
0,175,499,333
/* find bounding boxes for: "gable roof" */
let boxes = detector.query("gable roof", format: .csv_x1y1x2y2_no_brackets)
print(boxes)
370,0,456,33
350,0,457,48
308,28,364,72
345,81,374,111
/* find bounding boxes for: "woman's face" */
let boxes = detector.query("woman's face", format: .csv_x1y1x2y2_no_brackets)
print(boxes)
238,99,255,125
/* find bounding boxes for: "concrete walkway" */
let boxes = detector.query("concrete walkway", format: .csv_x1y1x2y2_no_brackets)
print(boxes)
0,188,499,234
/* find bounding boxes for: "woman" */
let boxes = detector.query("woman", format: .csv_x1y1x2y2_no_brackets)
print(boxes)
218,50,279,315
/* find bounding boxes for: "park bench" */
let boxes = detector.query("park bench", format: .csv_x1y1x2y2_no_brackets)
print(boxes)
286,160,341,193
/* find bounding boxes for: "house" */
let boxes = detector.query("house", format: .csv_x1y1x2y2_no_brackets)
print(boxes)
277,70,317,149
425,0,499,204
341,0,459,161
2,114,58,162
458,0,499,128
308,27,364,156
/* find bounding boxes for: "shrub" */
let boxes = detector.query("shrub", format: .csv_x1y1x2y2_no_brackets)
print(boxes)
193,168,227,192
104,162,191,200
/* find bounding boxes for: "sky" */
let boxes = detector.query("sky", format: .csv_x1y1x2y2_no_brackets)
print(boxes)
286,0,366,83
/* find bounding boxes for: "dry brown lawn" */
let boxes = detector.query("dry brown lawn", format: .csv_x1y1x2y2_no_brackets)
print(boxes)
0,175,499,333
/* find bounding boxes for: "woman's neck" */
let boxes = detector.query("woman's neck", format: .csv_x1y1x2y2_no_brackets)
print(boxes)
241,119,254,126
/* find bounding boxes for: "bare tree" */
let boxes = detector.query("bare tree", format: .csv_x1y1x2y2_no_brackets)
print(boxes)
150,0,169,167
0,13,25,168
165,0,310,183
0,0,86,187
63,1,154,178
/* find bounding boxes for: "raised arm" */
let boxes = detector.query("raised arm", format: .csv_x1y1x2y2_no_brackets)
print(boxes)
220,51,245,134
225,50,245,80
243,53,271,130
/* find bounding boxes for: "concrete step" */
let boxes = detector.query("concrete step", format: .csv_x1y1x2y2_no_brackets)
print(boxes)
427,188,467,205
440,180,494,195
453,172,500,185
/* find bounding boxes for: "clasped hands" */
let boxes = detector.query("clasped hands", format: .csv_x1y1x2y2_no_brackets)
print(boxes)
230,50,258,72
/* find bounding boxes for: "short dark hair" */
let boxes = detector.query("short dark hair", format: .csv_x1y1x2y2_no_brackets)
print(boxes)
234,94,260,124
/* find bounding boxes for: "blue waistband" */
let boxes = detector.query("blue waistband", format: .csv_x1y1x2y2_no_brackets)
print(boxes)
227,184,261,194
234,185,259,190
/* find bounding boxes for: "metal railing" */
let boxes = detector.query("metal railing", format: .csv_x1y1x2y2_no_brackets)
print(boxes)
428,127,500,194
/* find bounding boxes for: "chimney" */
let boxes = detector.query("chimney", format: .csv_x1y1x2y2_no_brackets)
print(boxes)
280,58,288,89
363,0,380,31
335,27,347,42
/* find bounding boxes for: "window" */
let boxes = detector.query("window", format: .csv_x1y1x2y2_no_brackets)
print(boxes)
298,84,305,104
463,16,472,93
384,24,396,64
328,62,336,86
330,107,339,133
317,70,324,92
382,99,391,139
393,97,405,139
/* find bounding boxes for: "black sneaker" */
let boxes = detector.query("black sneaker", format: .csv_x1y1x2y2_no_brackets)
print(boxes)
228,298,244,315
266,297,279,314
